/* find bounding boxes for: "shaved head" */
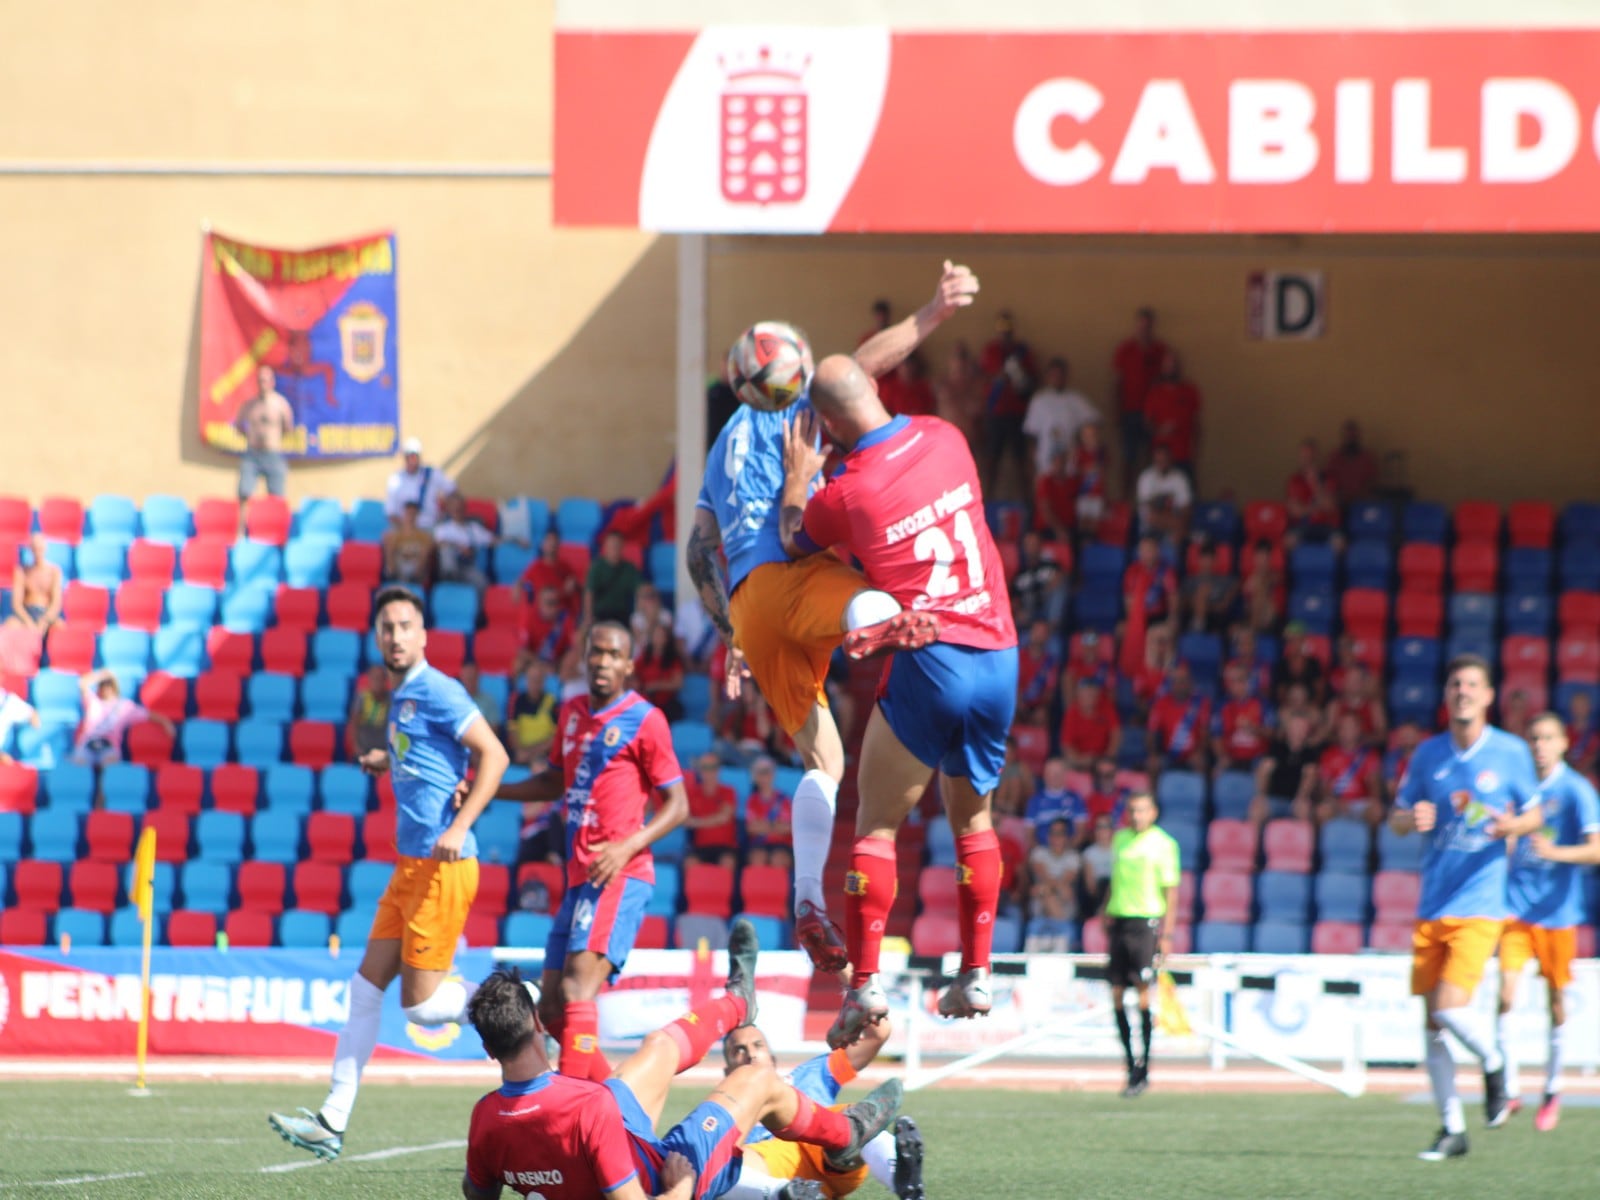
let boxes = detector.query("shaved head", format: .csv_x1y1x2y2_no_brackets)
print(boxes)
810,353,889,447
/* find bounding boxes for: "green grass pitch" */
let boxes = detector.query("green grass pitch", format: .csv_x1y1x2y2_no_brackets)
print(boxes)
0,1081,1593,1198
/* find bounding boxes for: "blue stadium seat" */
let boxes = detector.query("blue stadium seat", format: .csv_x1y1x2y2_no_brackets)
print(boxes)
1163,817,1202,867
249,811,302,863
109,906,154,947
99,627,152,674
492,542,536,586
300,671,352,724
501,911,555,949
278,909,332,948
347,499,390,544
991,913,1024,955
1213,772,1254,821
680,673,711,723
1559,502,1600,543
556,497,605,546
925,816,957,867
647,863,681,916
178,862,233,914
220,583,276,632
1377,825,1424,871
1192,501,1240,546
1390,637,1441,679
474,805,521,865
1318,819,1371,874
30,809,81,862
181,719,231,767
1156,772,1205,821
1079,544,1126,584
648,543,676,597
670,721,714,762
284,537,340,590
335,905,378,945
53,907,107,947
140,496,192,546
1287,588,1335,635
263,765,315,814
43,764,96,812
1556,682,1600,722
430,582,479,634
502,498,551,546
1072,588,1120,633
311,628,362,677
475,673,509,722
1505,547,1551,592
87,495,140,545
652,824,687,866
1116,725,1148,769
1448,593,1498,635
75,538,129,588
1444,633,1496,669
294,498,347,542
31,669,83,724
1503,592,1552,638
1388,678,1435,727
234,719,285,768
152,625,207,678
1313,872,1369,923
1344,541,1392,590
735,914,789,952
1345,501,1394,543
1558,542,1600,591
101,764,151,813
1289,543,1337,588
13,726,71,769
347,861,392,907
129,861,175,913
0,812,24,862
229,542,283,589
42,539,75,580
1177,633,1222,691
1256,871,1311,922
246,673,297,722
1402,502,1449,544
1252,921,1309,954
773,766,803,798
1194,921,1250,954
194,811,246,863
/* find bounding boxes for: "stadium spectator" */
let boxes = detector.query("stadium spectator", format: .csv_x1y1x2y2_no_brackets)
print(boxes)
1383,723,1423,807
1278,682,1326,744
993,737,1037,829
1325,664,1387,747
1499,687,1536,739
684,753,739,870
555,637,587,703
1010,530,1068,630
743,755,794,869
634,622,686,723
71,669,172,768
1325,418,1379,505
1129,623,1177,710
1227,627,1273,700
433,492,494,592
980,309,1038,497
585,530,642,626
1024,818,1082,952
629,583,672,653
1182,541,1237,634
822,649,858,747
1033,447,1078,542
1273,630,1327,706
0,682,39,762
4,535,63,633
1017,618,1062,728
1080,814,1115,912
1023,357,1100,482
1242,542,1285,634
519,530,582,615
459,663,504,736
384,436,455,529
1250,711,1321,828
1026,757,1089,847
877,352,936,418
1111,307,1168,495
345,664,391,760
1085,757,1131,828
1061,677,1121,770
1326,635,1366,697
1143,349,1201,481
1316,711,1384,827
1212,662,1273,772
381,501,435,587
1285,438,1343,546
514,797,563,872
234,364,295,500
1062,629,1113,698
1134,444,1192,547
716,677,790,767
933,341,986,451
1123,535,1179,633
523,585,577,667
508,660,558,767
1566,690,1597,777
1072,422,1110,536
858,297,892,346
1148,662,1210,775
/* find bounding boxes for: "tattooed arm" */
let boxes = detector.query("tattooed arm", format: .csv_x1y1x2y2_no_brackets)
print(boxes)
687,507,736,649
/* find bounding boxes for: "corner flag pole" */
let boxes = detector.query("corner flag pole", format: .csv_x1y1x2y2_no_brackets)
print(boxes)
131,826,157,1096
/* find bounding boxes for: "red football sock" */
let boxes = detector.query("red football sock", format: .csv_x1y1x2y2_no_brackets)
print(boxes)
587,1050,613,1082
664,993,747,1070
559,1000,601,1080
772,1089,852,1152
846,837,899,989
955,829,1002,972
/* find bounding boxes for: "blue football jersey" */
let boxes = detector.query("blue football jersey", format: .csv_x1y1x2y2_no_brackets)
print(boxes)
696,400,818,593
387,662,484,859
1508,763,1600,928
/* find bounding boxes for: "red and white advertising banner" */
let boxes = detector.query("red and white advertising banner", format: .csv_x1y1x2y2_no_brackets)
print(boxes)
555,28,1600,233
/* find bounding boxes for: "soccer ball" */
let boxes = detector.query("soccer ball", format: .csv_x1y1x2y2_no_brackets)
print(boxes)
726,321,813,412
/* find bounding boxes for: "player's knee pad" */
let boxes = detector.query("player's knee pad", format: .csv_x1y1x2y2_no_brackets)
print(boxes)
402,977,475,1027
845,589,899,631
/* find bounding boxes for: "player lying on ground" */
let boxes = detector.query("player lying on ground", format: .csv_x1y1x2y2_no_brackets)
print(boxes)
779,357,1019,1047
463,919,904,1200
269,586,511,1161
689,261,980,974
722,1014,924,1200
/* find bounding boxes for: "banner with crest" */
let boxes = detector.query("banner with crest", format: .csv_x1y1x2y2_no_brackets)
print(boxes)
198,229,399,459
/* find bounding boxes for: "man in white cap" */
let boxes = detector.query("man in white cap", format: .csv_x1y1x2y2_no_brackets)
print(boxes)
385,435,455,530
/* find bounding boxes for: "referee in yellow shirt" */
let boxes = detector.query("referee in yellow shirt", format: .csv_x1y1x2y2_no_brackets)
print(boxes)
1102,791,1181,1097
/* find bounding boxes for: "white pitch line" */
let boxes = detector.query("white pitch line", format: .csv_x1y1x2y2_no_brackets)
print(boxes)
0,1171,148,1189
260,1138,467,1173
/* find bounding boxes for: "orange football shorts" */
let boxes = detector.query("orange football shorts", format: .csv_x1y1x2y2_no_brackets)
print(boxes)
1499,919,1577,991
369,855,480,971
1411,917,1504,996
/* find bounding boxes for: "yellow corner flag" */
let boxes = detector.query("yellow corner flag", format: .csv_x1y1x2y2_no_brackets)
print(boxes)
1155,969,1192,1036
132,827,157,922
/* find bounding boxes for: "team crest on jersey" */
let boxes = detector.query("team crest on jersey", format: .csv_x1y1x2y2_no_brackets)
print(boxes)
1476,770,1499,792
702,1114,720,1132
604,726,621,747
397,699,417,724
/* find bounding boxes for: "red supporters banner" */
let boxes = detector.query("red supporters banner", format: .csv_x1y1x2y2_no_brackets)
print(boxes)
555,29,1600,233
198,230,400,459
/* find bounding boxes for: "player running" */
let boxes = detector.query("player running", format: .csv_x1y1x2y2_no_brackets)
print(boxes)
1389,655,1543,1162
269,586,511,1161
688,262,979,974
464,920,904,1200
779,355,1019,1046
493,621,688,1081
1494,712,1600,1131
722,1016,924,1200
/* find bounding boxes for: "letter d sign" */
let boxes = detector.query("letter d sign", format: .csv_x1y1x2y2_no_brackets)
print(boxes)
1246,270,1325,340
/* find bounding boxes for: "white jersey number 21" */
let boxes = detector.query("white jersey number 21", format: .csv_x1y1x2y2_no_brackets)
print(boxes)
913,509,984,600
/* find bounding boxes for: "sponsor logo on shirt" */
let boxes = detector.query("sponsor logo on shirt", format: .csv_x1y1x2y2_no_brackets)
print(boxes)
1476,770,1499,793
398,699,417,724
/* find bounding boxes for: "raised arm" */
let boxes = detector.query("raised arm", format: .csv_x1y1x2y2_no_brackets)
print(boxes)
686,507,736,649
854,261,979,380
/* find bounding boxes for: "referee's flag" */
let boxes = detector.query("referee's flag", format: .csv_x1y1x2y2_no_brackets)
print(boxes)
1155,970,1191,1036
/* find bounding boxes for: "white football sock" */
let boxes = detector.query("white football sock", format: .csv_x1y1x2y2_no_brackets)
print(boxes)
861,1128,898,1191
844,589,900,631
1495,1011,1520,1101
792,769,838,911
1546,1017,1566,1097
402,977,478,1027
1426,1028,1466,1135
321,972,385,1131
1434,1007,1502,1072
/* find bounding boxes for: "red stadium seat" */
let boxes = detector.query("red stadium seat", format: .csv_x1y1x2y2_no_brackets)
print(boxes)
167,910,218,948
85,811,135,863
193,670,244,722
1301,634,1331,667
126,722,176,767
1558,635,1600,683
1010,724,1049,776
375,773,396,810
472,864,512,916
1507,501,1555,550
45,624,97,674
1200,870,1252,923
362,809,398,861
1238,540,1286,577
1205,820,1257,874
1395,591,1444,639
557,543,591,578
39,496,84,544
739,865,790,918
464,911,501,947
917,866,959,918
1397,543,1445,593
62,582,111,632
193,498,240,543
154,764,205,815
1243,501,1288,545
292,861,345,914
1173,872,1197,923
0,541,19,581
141,808,191,861
516,862,566,911
1578,927,1596,959
244,496,291,546
69,860,120,912
126,539,177,586
336,543,383,588
635,914,669,950
325,584,373,631
910,913,962,957
1340,589,1389,640
1262,819,1314,873
482,586,521,631
180,538,231,589
1348,635,1386,675
0,906,50,945
209,764,260,815
304,812,356,864
0,763,38,814
13,861,64,910
472,629,520,675
996,540,1020,582
274,586,322,631
1451,542,1499,593
236,862,287,915
205,627,255,675
0,497,32,543
683,863,734,919
1367,921,1414,952
224,909,274,948
1500,673,1548,714
289,721,337,768
427,631,467,677
1558,592,1600,634
464,497,499,532
1452,501,1501,544
1502,635,1551,677
1081,916,1107,955
1096,502,1133,548
260,628,308,676
115,580,167,633
140,671,189,724
1311,921,1364,955
1372,870,1421,922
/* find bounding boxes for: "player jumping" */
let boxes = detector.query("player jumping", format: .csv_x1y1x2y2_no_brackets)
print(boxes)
493,621,689,1081
1495,712,1600,1131
463,919,904,1200
688,262,980,974
269,586,511,1160
779,355,1019,1046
